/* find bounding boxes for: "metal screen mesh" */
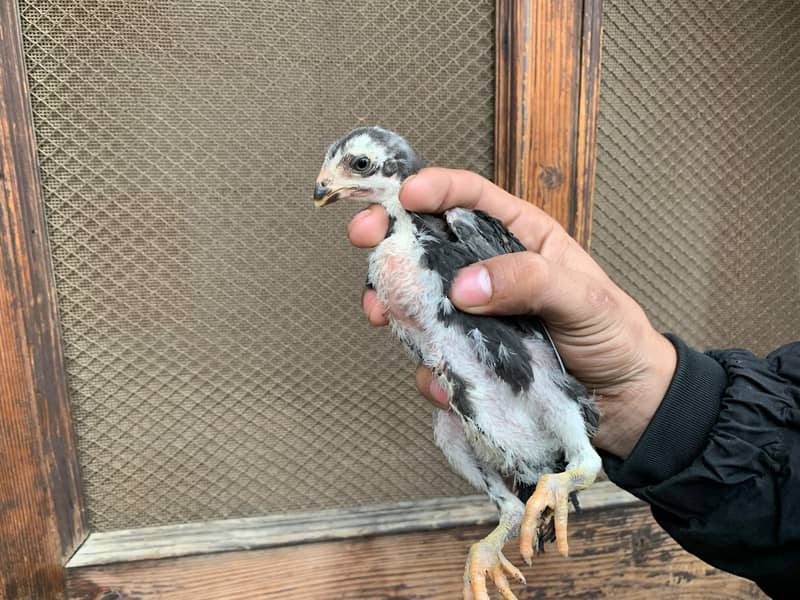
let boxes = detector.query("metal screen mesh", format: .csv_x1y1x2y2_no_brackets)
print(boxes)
20,0,494,530
594,0,800,356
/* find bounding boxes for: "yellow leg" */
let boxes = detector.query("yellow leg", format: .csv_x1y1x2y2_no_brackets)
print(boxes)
519,467,597,564
464,516,527,600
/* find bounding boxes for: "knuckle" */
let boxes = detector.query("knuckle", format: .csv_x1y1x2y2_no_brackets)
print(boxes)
490,252,547,312
543,227,576,262
585,283,618,311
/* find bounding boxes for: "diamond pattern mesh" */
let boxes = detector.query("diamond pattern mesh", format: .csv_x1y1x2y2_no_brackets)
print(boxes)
19,0,494,530
594,0,800,356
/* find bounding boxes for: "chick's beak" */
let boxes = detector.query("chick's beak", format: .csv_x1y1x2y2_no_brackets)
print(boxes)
313,176,340,208
314,182,330,205
313,179,360,208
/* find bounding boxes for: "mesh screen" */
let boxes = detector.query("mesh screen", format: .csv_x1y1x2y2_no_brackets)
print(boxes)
594,0,800,356
20,0,494,530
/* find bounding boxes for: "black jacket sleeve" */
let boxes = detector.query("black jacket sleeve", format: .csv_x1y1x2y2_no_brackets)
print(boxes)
601,335,800,599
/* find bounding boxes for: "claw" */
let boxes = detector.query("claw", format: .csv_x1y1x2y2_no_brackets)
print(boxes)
464,540,526,600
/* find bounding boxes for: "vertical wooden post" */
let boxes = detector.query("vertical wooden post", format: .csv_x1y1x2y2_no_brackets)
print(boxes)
0,1,87,598
495,0,603,250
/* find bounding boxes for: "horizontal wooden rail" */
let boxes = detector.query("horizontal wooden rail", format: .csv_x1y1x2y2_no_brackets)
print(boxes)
66,500,765,600
68,480,637,568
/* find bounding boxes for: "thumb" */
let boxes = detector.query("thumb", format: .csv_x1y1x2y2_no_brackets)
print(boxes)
449,252,614,326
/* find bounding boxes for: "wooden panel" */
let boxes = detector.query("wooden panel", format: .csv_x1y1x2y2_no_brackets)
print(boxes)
66,505,765,600
495,0,603,249
0,1,87,599
69,481,637,568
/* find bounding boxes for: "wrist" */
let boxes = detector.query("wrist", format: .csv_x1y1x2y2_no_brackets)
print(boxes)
592,331,677,459
601,335,727,489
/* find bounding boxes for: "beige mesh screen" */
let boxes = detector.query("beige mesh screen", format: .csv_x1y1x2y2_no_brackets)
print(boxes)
20,0,494,530
594,0,800,357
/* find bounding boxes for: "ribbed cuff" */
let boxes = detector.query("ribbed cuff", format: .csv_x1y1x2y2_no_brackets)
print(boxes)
602,334,728,492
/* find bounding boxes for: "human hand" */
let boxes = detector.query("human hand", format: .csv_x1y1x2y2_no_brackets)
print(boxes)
348,168,677,459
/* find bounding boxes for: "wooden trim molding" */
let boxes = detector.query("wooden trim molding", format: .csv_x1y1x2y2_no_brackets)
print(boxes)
0,1,87,598
65,504,765,600
495,0,603,249
68,481,639,568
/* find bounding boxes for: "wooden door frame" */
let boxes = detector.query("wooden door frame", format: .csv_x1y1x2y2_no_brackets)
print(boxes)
0,1,603,598
495,0,603,250
0,0,88,598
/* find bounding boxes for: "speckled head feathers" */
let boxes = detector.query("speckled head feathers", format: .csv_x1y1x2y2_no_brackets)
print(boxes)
314,127,422,207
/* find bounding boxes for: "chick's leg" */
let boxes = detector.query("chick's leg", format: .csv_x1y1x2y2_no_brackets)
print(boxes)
463,479,527,600
433,410,526,600
519,405,602,564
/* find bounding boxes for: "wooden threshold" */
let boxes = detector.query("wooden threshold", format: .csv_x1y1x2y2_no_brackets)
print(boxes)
66,502,765,600
68,480,637,568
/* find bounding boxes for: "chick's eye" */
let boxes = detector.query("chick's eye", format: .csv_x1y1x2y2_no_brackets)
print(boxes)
352,156,371,173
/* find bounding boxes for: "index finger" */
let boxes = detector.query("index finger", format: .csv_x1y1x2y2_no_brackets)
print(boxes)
399,167,559,252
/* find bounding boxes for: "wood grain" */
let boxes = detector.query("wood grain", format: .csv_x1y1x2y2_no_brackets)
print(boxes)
0,1,87,598
495,0,603,249
66,504,765,600
69,481,637,568
573,0,603,251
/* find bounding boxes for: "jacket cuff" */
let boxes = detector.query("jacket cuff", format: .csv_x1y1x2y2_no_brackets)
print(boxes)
602,334,728,492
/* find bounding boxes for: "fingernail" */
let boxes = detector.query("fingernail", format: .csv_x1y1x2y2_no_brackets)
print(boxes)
451,265,492,306
428,379,450,407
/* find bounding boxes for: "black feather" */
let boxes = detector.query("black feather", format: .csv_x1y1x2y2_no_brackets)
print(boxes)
411,211,544,393
556,377,600,432
410,208,599,427
442,364,473,420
